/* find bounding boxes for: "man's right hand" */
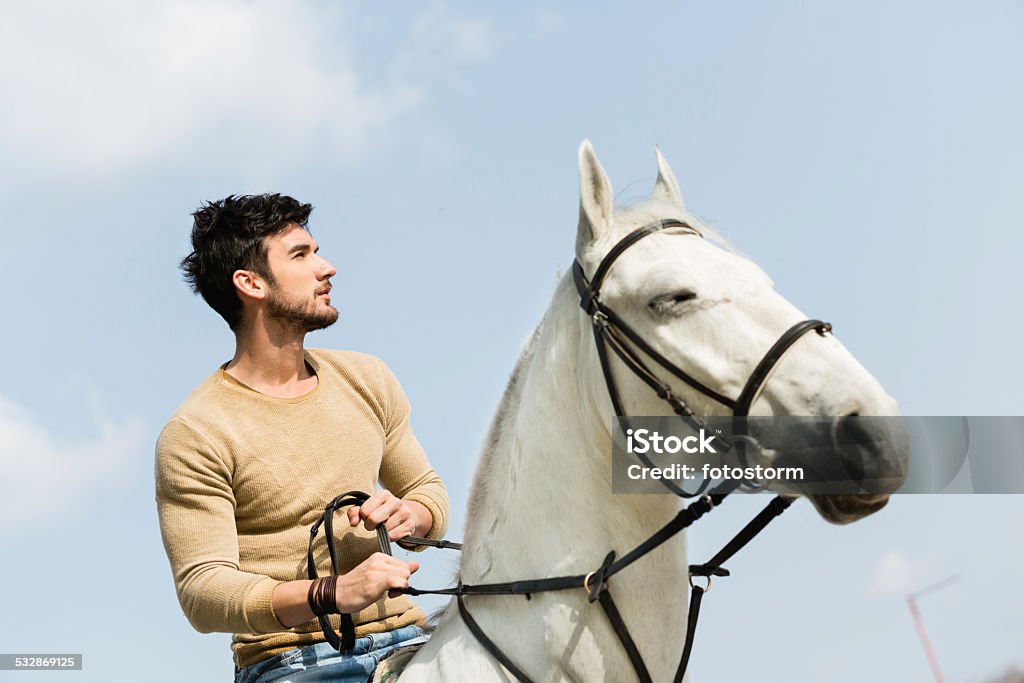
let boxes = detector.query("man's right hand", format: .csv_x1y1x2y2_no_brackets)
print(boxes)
335,552,420,613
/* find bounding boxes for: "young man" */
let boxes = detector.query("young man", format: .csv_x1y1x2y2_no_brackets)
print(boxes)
156,194,449,682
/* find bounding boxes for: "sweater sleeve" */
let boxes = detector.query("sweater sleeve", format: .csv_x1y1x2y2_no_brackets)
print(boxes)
155,418,284,635
375,359,450,545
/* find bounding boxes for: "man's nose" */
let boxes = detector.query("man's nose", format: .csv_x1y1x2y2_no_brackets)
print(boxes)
318,257,337,279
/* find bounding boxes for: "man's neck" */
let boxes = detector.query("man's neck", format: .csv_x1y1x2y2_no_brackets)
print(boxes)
225,323,318,399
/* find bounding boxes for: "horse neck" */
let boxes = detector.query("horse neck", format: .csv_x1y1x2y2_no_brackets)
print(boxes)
461,275,682,582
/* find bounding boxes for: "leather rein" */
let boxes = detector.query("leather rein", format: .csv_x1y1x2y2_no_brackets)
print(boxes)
307,218,834,682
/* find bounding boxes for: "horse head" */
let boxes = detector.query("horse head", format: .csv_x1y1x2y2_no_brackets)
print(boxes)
573,139,908,523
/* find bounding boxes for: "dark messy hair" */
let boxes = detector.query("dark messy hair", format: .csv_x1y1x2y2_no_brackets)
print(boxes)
181,194,313,330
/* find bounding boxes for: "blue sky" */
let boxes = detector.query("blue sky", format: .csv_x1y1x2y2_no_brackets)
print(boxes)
0,1,1021,681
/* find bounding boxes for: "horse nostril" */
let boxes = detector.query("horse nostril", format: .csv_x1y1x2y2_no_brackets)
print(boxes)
834,416,868,482
834,414,904,494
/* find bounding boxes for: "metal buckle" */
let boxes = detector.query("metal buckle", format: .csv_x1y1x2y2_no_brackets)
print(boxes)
583,570,609,596
592,310,609,327
688,572,712,593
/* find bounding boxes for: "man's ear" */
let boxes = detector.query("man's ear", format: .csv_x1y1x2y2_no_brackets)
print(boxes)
232,269,269,302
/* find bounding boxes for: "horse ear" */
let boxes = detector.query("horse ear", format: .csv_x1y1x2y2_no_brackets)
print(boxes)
652,146,685,208
577,139,615,256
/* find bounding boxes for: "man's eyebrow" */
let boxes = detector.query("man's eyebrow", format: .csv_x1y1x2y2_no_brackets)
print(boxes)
286,243,317,255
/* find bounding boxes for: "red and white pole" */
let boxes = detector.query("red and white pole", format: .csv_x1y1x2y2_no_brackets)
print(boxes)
907,594,946,683
906,574,959,683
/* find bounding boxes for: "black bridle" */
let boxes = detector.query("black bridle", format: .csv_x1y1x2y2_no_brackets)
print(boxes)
572,218,832,497
307,219,836,682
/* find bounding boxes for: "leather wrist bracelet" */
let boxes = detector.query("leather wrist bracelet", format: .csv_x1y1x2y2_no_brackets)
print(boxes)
307,576,340,617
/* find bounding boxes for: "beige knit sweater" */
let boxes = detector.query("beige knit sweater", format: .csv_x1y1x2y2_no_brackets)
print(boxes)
155,349,449,668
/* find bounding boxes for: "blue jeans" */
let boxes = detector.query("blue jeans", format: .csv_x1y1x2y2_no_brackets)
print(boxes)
234,625,427,683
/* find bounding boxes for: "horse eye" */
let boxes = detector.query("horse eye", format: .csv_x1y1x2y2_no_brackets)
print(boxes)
648,290,698,314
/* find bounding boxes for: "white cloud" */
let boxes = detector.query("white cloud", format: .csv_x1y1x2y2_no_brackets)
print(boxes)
0,393,145,535
0,1,493,185
392,3,498,91
867,550,937,596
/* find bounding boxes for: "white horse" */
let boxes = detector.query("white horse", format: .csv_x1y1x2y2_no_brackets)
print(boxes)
395,140,907,682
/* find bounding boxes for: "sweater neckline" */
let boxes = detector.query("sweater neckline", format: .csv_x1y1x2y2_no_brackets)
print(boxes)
218,350,323,403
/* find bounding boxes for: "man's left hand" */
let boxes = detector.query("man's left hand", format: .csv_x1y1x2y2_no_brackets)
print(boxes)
347,490,431,542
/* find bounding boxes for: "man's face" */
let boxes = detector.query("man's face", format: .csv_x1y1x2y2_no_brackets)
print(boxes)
261,223,339,332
